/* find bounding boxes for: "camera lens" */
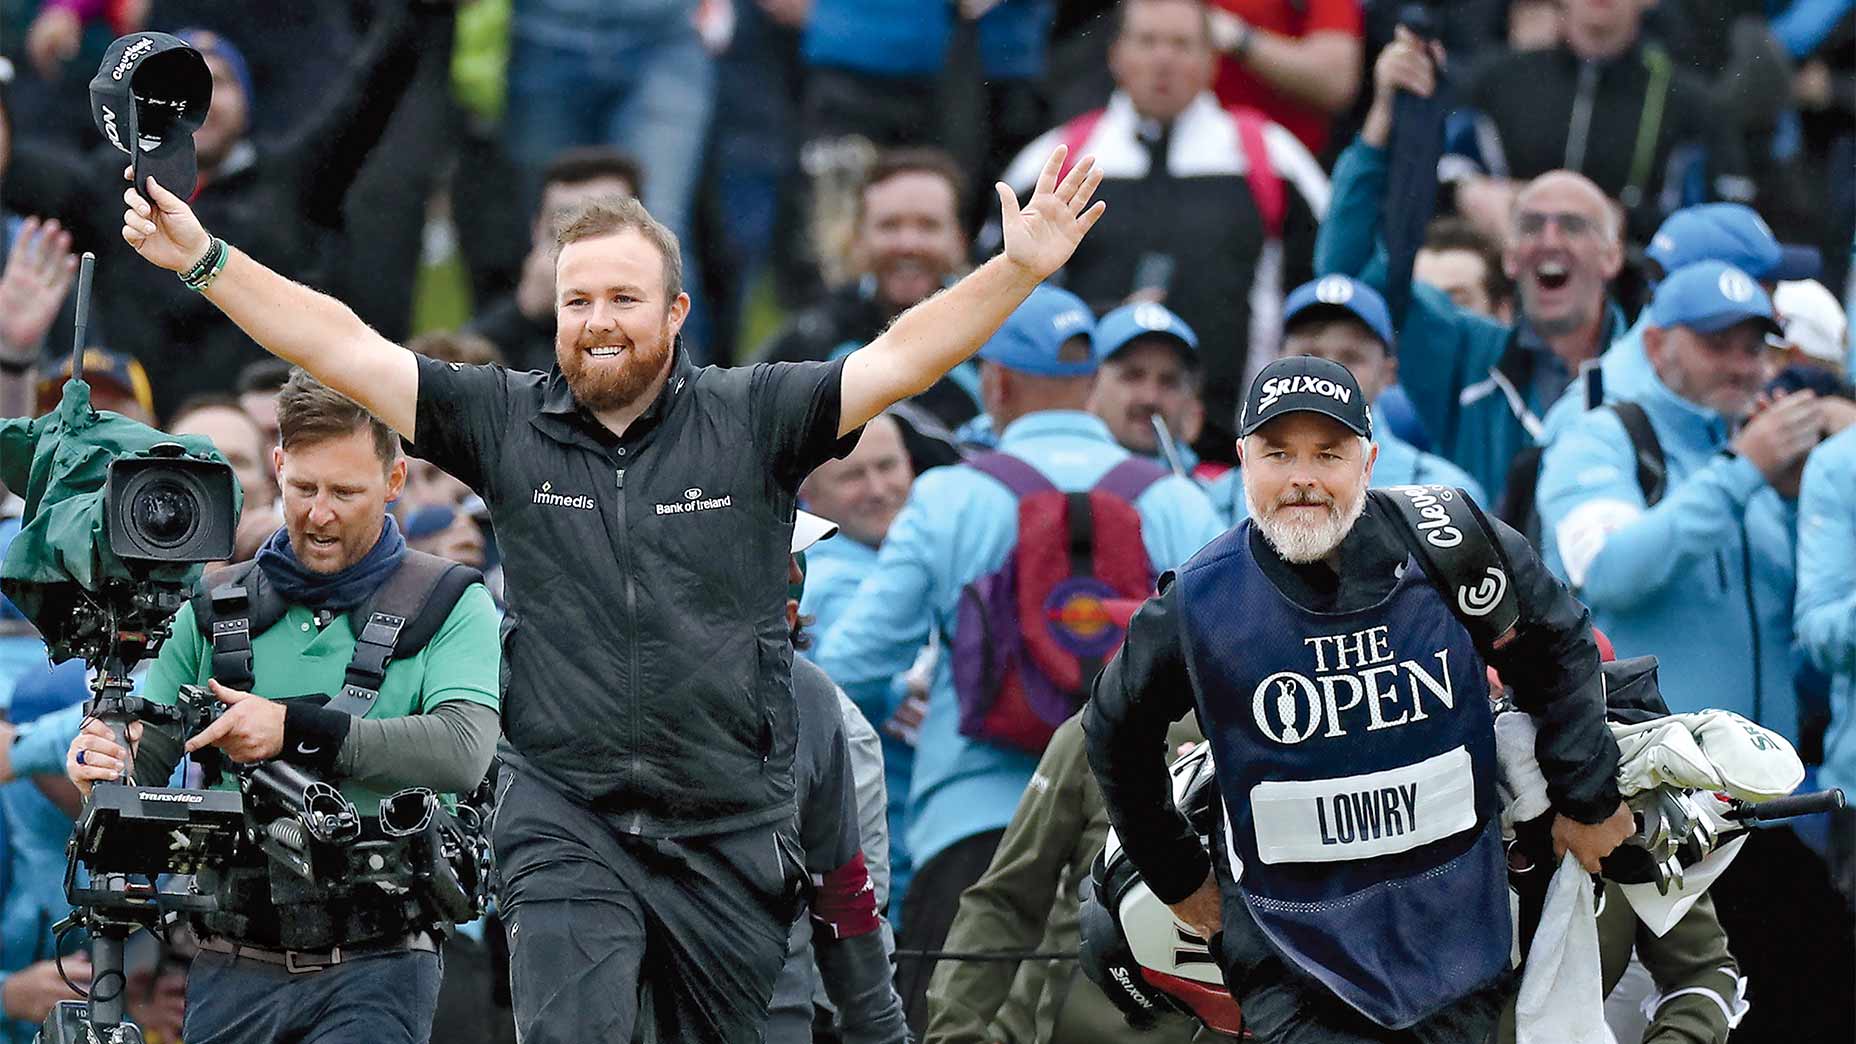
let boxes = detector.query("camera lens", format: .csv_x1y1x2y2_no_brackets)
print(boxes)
130,479,200,548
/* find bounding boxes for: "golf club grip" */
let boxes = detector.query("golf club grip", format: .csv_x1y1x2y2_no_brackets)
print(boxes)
1730,789,1846,822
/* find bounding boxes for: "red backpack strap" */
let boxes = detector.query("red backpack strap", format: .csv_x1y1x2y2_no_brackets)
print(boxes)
967,451,1057,499
1231,106,1285,240
1058,109,1106,183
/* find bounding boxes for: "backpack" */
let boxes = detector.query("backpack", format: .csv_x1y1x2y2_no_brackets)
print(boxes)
952,453,1168,754
1058,104,1286,238
1497,370,1667,547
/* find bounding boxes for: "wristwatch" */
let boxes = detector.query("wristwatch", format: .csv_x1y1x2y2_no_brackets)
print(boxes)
1211,12,1256,58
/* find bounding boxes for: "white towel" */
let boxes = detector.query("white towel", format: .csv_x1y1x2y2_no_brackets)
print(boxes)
1515,853,1616,1044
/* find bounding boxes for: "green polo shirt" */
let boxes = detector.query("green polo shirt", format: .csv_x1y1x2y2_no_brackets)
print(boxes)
140,585,502,814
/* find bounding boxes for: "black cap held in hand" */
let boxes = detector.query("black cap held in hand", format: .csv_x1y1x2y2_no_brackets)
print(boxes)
89,33,212,197
1237,356,1372,439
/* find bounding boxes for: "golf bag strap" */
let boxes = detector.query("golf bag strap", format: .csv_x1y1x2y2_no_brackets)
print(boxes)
1370,486,1522,650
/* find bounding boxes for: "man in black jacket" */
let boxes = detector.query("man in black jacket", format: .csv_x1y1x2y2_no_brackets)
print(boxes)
0,1,439,417
117,138,1105,1044
1443,0,1751,243
467,147,642,373
1084,356,1632,1043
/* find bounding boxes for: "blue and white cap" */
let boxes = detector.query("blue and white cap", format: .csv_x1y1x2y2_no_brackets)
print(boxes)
1647,260,1781,337
977,285,1098,377
1093,302,1199,364
1646,204,1821,283
1282,275,1395,349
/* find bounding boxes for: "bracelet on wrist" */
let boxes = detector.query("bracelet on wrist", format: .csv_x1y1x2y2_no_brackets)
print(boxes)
178,238,218,283
180,238,229,292
0,355,33,375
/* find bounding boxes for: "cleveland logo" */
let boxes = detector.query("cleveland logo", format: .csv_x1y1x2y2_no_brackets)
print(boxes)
111,38,156,80
1257,374,1354,412
1457,566,1508,617
1395,485,1462,549
1251,624,1457,744
531,481,595,510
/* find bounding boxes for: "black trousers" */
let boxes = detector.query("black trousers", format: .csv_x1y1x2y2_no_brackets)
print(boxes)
895,827,1007,1035
490,766,804,1044
1210,822,1511,1043
1708,825,1856,1043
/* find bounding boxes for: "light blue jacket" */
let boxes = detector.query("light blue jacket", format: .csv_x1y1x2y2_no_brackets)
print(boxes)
1316,138,1627,502
1537,316,1658,446
796,534,920,909
0,779,80,1044
1536,369,1799,741
814,411,1222,870
1796,426,1856,794
1203,408,1487,527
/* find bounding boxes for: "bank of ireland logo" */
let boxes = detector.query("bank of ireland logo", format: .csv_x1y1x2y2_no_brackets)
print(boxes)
1252,671,1323,744
1315,276,1356,304
1719,269,1756,303
685,488,702,501
1457,566,1508,617
1043,577,1126,658
1133,302,1174,331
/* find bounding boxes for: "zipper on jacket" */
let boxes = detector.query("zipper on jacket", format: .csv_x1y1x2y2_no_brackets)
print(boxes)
617,467,644,834
1565,61,1599,172
1737,518,1763,725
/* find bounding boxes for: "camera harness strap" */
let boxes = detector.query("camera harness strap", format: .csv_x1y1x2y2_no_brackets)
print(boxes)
196,550,484,710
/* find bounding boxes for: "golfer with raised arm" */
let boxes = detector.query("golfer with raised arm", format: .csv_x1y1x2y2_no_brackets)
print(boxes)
118,149,1105,1043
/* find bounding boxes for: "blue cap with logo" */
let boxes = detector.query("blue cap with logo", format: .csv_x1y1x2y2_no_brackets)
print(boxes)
1646,204,1821,283
1093,302,1199,365
977,285,1098,377
1282,275,1395,349
1647,260,1782,336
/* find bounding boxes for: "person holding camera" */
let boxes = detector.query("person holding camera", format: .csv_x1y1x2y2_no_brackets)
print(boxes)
115,132,1104,1041
63,371,502,1044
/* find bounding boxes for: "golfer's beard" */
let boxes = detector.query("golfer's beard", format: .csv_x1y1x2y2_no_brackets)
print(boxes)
1245,482,1367,564
559,327,673,412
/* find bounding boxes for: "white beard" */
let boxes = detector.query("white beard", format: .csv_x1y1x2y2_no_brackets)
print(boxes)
1245,481,1368,564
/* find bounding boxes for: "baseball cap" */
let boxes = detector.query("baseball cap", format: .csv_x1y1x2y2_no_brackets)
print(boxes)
404,504,460,542
977,285,1098,378
1646,204,1821,283
1647,261,1781,337
1282,275,1395,349
1772,279,1848,369
1093,302,1199,365
1238,356,1372,438
89,32,212,196
791,510,839,555
36,348,156,417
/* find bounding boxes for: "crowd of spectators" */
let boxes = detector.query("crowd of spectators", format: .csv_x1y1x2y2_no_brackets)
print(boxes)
2,0,1855,1042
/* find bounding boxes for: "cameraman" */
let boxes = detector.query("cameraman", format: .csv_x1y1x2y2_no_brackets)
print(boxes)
64,371,502,1044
